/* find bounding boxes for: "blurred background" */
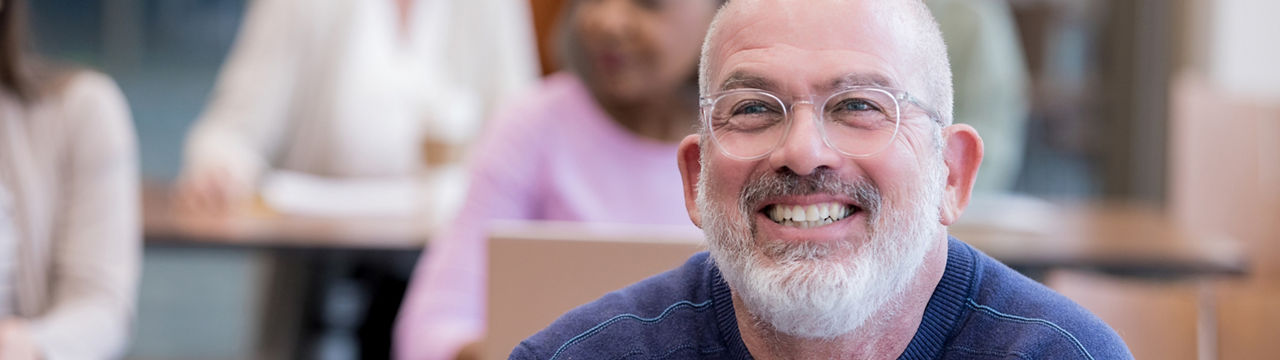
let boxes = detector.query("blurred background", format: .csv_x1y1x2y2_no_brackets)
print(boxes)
24,0,1279,359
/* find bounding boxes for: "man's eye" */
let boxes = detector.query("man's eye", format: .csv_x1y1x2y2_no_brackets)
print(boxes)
734,102,773,115
835,99,878,112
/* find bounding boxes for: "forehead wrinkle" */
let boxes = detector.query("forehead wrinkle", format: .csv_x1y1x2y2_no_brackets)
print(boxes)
719,70,779,92
717,69,902,97
706,19,767,92
708,8,910,97
827,73,899,93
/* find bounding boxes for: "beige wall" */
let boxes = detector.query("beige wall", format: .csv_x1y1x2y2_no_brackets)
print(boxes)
1206,0,1280,102
1180,0,1280,103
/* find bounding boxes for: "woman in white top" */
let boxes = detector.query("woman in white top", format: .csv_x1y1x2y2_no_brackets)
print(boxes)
177,0,539,212
0,0,141,358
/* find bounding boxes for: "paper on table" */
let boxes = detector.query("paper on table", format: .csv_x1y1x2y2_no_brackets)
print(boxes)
260,170,423,218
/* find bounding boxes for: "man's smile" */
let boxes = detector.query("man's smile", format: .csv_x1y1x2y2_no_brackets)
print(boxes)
762,202,859,228
749,193,870,242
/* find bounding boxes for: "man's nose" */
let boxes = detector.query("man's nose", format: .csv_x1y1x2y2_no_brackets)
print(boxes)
767,105,843,176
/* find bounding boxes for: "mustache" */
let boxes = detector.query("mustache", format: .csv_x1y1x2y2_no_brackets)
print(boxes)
738,168,882,219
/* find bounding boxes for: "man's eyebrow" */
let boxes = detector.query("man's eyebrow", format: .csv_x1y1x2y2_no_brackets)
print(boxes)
826,73,898,92
717,72,900,93
718,71,779,92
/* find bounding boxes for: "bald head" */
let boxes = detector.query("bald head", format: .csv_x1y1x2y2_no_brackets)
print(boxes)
698,0,954,125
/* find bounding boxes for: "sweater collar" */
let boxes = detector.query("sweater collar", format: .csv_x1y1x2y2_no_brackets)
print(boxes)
897,237,978,359
710,264,753,359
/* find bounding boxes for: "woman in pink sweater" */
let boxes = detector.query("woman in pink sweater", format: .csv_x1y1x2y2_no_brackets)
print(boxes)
394,0,722,358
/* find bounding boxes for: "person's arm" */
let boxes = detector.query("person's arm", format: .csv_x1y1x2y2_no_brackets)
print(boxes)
26,72,140,359
178,0,307,212
395,98,548,360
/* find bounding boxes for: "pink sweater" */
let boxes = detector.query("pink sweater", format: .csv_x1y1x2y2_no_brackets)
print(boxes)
394,73,694,359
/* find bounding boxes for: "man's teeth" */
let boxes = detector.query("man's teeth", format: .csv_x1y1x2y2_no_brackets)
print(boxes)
766,203,854,228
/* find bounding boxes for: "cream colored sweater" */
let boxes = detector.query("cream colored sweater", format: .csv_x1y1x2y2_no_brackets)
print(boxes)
0,70,140,359
182,0,538,186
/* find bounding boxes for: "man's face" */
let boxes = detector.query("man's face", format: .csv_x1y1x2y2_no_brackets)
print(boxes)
691,0,952,338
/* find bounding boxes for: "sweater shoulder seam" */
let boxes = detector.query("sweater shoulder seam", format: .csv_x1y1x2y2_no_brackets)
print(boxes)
964,298,1095,360
548,299,714,360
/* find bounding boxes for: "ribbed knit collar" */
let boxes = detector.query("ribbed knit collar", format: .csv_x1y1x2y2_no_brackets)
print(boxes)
898,237,978,359
710,264,753,359
708,237,979,360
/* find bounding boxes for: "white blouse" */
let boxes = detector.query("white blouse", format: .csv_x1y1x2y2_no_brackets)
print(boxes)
182,0,539,187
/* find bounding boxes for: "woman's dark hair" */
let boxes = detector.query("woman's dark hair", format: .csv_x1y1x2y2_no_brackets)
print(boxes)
1,0,35,102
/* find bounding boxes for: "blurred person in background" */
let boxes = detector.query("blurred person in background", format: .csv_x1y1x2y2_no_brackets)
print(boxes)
927,0,1030,193
173,0,538,358
394,0,721,358
0,0,141,358
175,0,538,214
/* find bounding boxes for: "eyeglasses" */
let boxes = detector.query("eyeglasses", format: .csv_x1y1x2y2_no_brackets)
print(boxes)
700,86,936,160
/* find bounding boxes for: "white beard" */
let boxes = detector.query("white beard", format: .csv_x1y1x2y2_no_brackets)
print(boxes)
698,158,947,339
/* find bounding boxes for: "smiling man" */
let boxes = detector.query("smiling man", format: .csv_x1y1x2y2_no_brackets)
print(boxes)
510,0,1131,359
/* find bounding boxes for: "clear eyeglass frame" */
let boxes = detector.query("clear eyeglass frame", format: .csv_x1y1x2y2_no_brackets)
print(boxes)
699,86,937,161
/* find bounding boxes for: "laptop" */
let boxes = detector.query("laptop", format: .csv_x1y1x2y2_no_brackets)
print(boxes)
482,221,705,360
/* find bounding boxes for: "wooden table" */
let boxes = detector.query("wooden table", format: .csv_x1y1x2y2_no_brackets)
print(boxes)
951,199,1247,279
143,184,433,250
144,180,1246,278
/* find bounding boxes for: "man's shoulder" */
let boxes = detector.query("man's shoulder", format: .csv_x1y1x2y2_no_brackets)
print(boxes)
945,246,1133,360
510,252,734,359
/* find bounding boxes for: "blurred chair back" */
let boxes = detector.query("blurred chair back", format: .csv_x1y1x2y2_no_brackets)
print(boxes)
483,221,703,360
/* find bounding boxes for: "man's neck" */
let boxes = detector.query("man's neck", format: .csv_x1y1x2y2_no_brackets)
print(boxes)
735,237,950,360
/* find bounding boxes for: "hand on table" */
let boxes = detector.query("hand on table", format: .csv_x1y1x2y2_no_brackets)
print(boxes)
174,167,253,215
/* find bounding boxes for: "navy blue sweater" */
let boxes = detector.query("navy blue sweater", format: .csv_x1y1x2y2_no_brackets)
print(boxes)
511,237,1133,359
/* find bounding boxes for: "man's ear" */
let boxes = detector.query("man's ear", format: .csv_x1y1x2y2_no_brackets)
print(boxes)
939,124,983,226
677,134,704,228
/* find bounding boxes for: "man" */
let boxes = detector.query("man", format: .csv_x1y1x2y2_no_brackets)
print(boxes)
512,0,1131,358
